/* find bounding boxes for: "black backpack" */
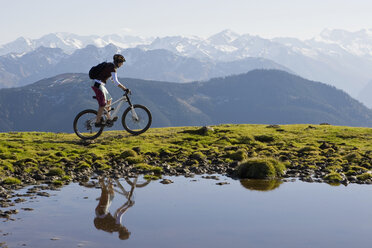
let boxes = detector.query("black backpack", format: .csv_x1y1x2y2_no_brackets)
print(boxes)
89,62,107,79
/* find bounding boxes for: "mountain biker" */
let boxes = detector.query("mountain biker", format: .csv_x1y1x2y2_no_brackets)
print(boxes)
91,54,129,127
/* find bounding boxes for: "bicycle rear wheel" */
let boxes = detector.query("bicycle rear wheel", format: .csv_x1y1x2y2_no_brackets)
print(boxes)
73,109,104,140
121,104,152,135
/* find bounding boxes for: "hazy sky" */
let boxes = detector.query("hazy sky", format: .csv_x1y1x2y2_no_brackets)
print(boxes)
0,0,371,44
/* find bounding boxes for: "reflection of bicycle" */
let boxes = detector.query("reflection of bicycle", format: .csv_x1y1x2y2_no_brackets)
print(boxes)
94,176,150,240
73,91,152,140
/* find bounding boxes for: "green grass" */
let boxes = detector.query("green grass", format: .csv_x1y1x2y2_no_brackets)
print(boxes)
1,124,372,184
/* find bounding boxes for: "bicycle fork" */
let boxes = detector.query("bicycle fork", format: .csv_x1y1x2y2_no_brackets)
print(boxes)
126,95,139,122
130,106,139,121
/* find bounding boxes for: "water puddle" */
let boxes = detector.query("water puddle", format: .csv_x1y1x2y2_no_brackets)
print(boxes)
1,175,372,248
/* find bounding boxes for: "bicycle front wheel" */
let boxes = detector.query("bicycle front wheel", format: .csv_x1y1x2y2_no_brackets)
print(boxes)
73,109,104,140
122,104,152,135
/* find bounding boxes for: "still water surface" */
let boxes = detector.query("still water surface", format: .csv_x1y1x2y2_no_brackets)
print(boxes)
2,175,372,248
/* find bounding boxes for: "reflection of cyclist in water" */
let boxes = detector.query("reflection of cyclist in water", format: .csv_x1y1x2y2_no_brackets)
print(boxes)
94,176,150,240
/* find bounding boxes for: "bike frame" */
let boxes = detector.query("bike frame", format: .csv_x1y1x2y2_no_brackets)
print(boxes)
104,93,138,121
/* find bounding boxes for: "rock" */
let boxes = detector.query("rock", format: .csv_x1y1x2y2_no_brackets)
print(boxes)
80,181,96,188
32,173,46,180
216,182,230,186
14,198,26,203
27,188,40,194
21,208,34,211
36,192,50,197
0,212,10,218
202,176,220,180
319,142,331,150
5,209,19,215
160,179,173,184
229,161,239,168
266,125,281,129
0,192,12,199
132,147,141,153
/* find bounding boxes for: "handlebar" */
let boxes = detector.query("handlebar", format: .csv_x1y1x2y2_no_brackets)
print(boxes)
124,88,131,95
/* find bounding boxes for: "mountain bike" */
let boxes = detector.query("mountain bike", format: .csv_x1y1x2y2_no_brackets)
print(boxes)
73,91,152,140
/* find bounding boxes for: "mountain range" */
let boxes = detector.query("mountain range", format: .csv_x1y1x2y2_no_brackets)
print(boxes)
1,70,372,133
0,44,289,88
0,29,371,107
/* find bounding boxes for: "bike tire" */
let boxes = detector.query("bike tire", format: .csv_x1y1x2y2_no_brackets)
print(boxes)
73,109,104,140
121,104,152,135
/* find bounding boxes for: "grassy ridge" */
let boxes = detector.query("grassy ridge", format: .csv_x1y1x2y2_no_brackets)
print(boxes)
1,124,372,186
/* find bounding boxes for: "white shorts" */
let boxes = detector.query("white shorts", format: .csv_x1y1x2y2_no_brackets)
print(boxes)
92,81,112,104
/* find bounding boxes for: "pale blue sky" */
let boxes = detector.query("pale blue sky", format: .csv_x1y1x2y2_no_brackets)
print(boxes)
0,0,371,44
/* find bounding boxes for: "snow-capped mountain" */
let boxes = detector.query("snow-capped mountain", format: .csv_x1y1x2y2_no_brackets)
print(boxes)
2,29,371,60
0,32,154,55
138,29,372,98
0,44,289,88
314,29,372,58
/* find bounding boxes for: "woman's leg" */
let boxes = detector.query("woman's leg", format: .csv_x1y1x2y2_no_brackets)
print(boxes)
105,99,112,120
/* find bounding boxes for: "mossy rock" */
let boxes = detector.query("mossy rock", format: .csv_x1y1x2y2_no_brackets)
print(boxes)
0,153,17,160
254,135,275,143
323,172,343,182
143,174,162,180
181,126,214,135
349,165,368,172
189,152,206,161
159,148,172,157
325,165,343,173
77,161,91,170
235,157,286,179
226,149,248,161
92,161,111,171
356,173,372,181
120,149,137,159
240,179,282,191
298,146,316,153
233,136,252,144
47,167,65,176
0,161,14,172
24,166,40,174
345,170,357,176
55,151,67,157
2,177,21,185
62,175,71,181
15,158,39,166
278,155,289,162
224,158,233,163
135,163,163,174
52,180,64,186
185,159,199,166
344,152,362,162
126,156,144,164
